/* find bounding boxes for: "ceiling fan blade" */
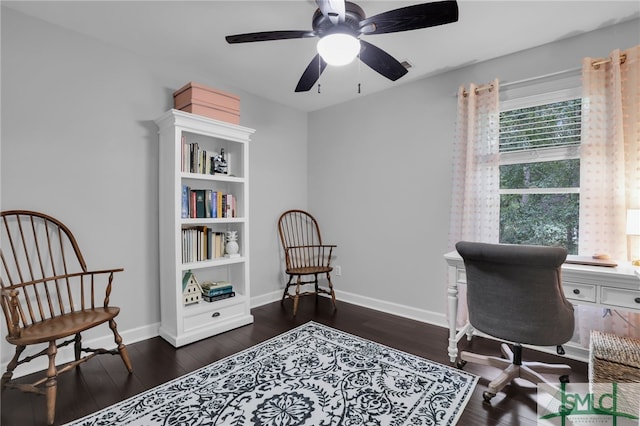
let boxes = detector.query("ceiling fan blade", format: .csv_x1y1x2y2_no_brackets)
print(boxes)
358,40,408,81
295,54,328,92
226,30,315,44
359,0,458,35
316,0,346,24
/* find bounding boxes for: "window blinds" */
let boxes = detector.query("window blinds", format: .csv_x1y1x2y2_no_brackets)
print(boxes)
499,99,582,153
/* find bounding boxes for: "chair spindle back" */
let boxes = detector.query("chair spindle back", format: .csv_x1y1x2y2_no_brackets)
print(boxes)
1,210,90,330
278,210,327,270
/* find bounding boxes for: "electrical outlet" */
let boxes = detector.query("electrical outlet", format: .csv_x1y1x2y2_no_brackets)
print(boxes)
334,265,342,276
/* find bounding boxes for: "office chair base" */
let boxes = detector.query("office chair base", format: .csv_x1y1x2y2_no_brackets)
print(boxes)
460,343,572,401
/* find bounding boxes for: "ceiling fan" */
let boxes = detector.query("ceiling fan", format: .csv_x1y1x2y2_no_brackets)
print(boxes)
225,0,459,92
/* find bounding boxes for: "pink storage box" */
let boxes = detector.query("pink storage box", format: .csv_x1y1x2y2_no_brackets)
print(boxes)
173,82,240,124
179,101,240,125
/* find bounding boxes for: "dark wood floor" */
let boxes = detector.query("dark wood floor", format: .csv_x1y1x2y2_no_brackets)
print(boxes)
1,297,587,425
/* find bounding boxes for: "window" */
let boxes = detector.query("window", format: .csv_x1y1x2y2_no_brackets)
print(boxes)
499,89,581,254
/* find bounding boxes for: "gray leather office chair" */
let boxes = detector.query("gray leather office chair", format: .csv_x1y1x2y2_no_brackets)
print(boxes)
455,241,575,402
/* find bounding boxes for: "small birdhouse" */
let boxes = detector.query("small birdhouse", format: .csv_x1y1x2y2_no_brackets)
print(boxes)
182,270,203,305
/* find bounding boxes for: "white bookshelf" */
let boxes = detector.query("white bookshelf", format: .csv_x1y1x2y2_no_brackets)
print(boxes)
155,109,255,347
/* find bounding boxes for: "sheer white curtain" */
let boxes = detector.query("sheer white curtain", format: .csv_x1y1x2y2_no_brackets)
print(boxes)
575,45,640,345
448,79,500,326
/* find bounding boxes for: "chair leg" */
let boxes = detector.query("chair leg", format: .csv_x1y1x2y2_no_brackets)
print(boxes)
2,345,25,389
314,274,319,303
326,272,337,310
500,343,514,362
487,363,520,396
292,276,302,316
74,333,82,363
460,351,512,369
281,275,294,305
522,361,572,377
109,319,133,373
45,341,58,426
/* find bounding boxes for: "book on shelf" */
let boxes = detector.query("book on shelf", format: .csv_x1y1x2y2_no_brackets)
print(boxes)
202,292,236,302
181,185,189,219
194,189,206,218
214,232,222,257
205,190,213,218
189,191,196,218
216,191,223,218
201,280,232,290
211,190,218,218
202,286,234,297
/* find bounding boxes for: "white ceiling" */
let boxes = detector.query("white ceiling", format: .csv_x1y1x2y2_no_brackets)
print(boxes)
3,1,639,112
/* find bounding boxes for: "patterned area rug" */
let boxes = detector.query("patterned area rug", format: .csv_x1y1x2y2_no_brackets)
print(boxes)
66,322,477,425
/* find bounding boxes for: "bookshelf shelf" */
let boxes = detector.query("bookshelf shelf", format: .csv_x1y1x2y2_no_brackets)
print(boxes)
155,109,255,347
182,256,248,270
181,172,245,183
181,217,246,225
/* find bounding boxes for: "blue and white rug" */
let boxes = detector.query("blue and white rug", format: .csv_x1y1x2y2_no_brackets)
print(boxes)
66,322,477,425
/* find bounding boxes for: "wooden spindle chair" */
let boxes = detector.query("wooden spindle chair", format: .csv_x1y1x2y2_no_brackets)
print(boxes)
277,209,337,316
0,210,132,425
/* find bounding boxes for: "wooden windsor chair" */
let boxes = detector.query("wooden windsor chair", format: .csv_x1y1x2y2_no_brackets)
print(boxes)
277,209,337,316
0,210,132,425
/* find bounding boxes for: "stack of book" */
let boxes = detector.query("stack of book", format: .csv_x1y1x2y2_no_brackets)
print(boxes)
182,186,236,219
200,281,235,302
180,136,230,175
181,226,228,263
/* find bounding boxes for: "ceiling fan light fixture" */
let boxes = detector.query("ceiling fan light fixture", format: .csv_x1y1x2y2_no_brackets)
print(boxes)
317,33,360,66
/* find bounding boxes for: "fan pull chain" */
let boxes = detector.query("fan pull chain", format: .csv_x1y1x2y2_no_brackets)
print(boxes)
317,56,322,94
357,51,361,94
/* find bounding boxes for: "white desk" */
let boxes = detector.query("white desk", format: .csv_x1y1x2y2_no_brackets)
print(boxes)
444,251,640,363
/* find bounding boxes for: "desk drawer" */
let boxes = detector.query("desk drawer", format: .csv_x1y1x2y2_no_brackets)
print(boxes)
184,302,244,332
563,282,596,303
600,288,640,310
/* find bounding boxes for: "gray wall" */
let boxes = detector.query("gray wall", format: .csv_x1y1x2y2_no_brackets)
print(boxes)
1,3,638,374
0,7,307,371
308,18,640,324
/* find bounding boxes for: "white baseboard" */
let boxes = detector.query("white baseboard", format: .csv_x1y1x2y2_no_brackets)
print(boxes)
4,322,160,379
250,290,282,308
334,289,448,328
249,288,448,329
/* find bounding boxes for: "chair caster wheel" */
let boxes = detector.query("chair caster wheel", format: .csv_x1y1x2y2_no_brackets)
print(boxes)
559,375,570,383
456,360,467,369
482,391,496,402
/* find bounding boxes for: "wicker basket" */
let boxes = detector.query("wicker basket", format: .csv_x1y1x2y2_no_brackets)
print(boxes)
589,330,640,417
589,330,640,383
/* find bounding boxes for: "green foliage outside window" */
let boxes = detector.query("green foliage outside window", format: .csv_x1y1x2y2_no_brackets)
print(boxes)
500,193,579,254
498,99,581,254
